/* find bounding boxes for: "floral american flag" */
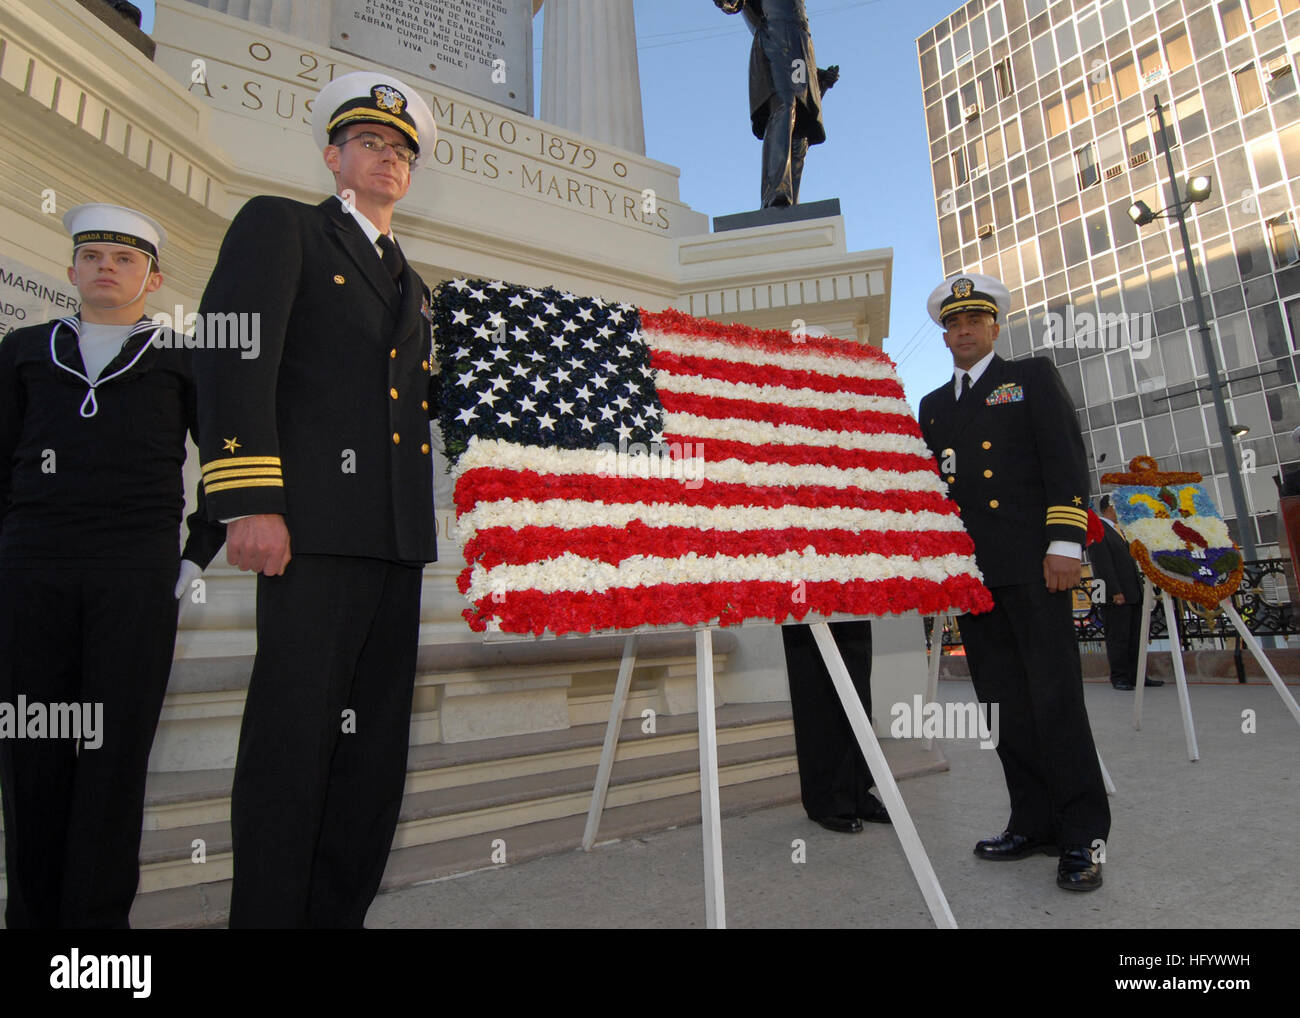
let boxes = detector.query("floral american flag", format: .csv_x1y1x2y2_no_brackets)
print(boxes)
433,278,992,636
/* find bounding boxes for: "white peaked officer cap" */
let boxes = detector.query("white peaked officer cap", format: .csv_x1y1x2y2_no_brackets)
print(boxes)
312,71,437,169
927,272,1011,327
62,203,166,262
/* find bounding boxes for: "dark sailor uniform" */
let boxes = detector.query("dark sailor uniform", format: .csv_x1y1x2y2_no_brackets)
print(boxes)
194,194,439,927
919,353,1110,850
0,316,226,928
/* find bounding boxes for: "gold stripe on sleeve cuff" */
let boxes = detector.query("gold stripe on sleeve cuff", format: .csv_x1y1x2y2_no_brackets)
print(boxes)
203,467,283,484
203,477,286,494
202,456,282,476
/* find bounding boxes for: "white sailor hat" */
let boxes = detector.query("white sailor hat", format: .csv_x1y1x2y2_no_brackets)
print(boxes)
311,71,437,169
62,203,165,262
927,272,1011,327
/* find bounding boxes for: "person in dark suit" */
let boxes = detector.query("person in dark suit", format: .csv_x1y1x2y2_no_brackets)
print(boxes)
782,620,889,833
918,274,1109,892
193,73,438,927
1090,494,1162,690
0,204,225,927
714,0,839,208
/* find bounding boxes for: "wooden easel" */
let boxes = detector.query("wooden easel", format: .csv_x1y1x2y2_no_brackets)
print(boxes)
1132,578,1300,760
580,620,957,929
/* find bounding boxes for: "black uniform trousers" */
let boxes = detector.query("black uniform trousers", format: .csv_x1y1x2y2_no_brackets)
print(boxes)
1102,602,1144,687
0,565,178,929
958,583,1110,848
229,554,422,928
781,620,876,819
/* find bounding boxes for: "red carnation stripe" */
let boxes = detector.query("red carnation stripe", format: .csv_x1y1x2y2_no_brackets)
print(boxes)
660,433,937,474
649,350,905,399
658,390,923,438
641,309,893,366
463,524,976,569
454,468,961,516
462,574,993,636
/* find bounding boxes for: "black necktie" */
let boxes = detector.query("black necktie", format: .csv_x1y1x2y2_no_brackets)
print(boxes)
958,372,971,400
377,234,405,284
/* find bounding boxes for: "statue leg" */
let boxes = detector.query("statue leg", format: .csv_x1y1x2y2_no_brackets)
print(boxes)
761,95,797,207
790,131,810,205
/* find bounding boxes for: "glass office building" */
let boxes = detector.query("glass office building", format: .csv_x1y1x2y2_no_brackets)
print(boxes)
918,0,1300,551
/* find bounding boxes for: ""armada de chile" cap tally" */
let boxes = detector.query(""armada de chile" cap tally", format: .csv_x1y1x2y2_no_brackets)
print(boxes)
62,203,166,263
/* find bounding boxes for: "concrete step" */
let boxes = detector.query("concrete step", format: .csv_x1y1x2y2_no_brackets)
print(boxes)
125,737,947,929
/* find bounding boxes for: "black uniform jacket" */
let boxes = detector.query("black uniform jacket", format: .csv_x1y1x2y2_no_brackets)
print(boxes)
1088,520,1143,603
919,354,1089,588
194,196,437,564
0,316,225,568
743,0,827,143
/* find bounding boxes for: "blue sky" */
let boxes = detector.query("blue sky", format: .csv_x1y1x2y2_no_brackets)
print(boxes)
137,0,963,404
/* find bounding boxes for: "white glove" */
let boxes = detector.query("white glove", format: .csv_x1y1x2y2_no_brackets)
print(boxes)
175,559,204,600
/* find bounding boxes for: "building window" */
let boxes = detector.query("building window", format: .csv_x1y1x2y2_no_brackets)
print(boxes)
1112,57,1138,102
1137,40,1165,86
1264,52,1298,101
1284,296,1300,350
968,136,987,177
1125,119,1153,164
1045,95,1068,136
986,124,1005,166
1012,177,1032,219
1151,108,1179,155
951,149,969,186
1163,28,1193,74
946,92,963,130
1090,66,1115,111
1175,93,1208,143
1267,214,1299,267
1026,0,1049,18
1076,143,1101,189
1235,64,1266,114
1219,0,1248,41
1067,82,1089,125
995,57,1014,100
1003,118,1023,157
1247,0,1279,28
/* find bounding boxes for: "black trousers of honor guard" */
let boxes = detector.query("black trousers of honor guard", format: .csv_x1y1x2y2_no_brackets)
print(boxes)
958,584,1110,848
781,620,877,819
229,554,422,928
0,566,178,928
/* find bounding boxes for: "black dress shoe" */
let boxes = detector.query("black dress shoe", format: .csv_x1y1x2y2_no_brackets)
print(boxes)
1057,846,1103,891
1144,678,1164,687
812,814,863,834
973,831,1055,860
1112,681,1135,690
859,797,891,825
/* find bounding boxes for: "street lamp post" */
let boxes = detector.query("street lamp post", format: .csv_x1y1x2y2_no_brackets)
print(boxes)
1127,95,1258,562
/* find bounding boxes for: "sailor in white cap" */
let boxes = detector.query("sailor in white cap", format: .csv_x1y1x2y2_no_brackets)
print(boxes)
0,204,225,927
917,272,1110,893
193,71,440,927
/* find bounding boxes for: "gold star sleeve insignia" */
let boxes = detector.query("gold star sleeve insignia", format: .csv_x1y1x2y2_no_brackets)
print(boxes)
222,437,242,453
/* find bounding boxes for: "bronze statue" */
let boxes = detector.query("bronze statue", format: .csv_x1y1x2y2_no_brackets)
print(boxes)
715,0,839,208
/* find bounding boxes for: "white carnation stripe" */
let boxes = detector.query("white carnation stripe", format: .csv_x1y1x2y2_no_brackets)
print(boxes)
457,496,966,539
466,550,981,601
663,412,934,457
454,440,941,494
656,371,913,415
645,330,897,382
1125,515,1233,553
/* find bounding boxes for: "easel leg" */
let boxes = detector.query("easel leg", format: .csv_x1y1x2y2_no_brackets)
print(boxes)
1220,602,1300,730
695,628,726,929
1161,590,1200,762
809,622,957,929
1133,579,1155,730
924,613,947,752
582,635,638,851
1096,748,1117,796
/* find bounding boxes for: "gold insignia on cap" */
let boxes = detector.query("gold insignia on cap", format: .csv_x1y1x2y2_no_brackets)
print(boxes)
953,278,974,299
334,274,346,284
373,84,406,115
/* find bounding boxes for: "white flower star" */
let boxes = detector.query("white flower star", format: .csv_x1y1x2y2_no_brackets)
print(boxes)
476,389,502,407
455,406,478,423
451,309,471,326
537,412,556,430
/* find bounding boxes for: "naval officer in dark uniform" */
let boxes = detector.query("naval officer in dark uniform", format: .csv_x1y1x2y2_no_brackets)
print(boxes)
1090,494,1160,690
193,73,439,927
918,274,1109,892
0,204,225,927
714,0,838,208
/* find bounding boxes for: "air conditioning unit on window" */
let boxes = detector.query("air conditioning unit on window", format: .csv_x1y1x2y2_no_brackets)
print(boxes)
1267,56,1292,79
977,223,995,238
964,103,980,120
1129,151,1150,168
1103,164,1125,180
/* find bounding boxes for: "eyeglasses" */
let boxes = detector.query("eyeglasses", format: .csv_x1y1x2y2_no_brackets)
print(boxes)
337,131,417,166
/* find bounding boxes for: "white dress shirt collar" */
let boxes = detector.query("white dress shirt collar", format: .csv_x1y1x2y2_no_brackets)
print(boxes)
335,194,393,257
953,348,997,398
